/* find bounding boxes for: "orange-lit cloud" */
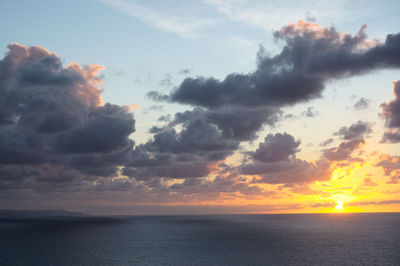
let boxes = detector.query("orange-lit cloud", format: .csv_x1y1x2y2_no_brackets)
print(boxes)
66,62,105,107
124,104,141,111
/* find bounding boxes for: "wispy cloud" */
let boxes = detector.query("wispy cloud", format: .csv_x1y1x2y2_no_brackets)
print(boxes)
99,0,216,38
203,0,349,30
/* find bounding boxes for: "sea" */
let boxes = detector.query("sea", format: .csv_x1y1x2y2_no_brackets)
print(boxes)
0,213,399,265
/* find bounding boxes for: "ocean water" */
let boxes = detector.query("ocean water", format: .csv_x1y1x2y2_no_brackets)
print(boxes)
0,213,399,265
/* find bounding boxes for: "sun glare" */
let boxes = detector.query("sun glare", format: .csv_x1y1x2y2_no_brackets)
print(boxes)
335,200,344,210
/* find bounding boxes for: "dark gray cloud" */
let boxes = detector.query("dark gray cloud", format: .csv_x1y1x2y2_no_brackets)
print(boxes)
123,108,241,180
334,120,372,140
353,97,370,110
205,106,280,141
159,72,173,87
153,110,238,154
305,11,316,23
323,121,371,161
323,138,364,161
381,130,400,143
178,68,192,75
57,103,135,153
168,174,271,197
320,138,334,147
124,162,210,179
0,44,135,189
249,133,300,163
375,154,400,184
302,106,319,117
149,22,400,143
381,81,400,143
381,81,400,127
243,158,332,184
241,132,332,184
142,104,164,114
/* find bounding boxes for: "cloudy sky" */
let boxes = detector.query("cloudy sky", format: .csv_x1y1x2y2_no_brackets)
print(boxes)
1,0,400,215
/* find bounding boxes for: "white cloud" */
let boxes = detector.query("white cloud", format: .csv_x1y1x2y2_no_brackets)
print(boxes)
99,0,216,38
203,0,349,30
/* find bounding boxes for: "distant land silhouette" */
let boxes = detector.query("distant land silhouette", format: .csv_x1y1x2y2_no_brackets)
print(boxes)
0,209,88,218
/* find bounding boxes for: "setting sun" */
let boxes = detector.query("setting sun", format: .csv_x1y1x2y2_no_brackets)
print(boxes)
335,200,344,210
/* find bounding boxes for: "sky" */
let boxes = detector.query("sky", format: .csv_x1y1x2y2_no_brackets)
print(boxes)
0,0,400,215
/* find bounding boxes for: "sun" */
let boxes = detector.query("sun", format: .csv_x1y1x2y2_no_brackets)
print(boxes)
335,200,344,210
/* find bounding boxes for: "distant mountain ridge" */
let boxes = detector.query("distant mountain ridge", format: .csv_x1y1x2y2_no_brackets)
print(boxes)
0,209,88,217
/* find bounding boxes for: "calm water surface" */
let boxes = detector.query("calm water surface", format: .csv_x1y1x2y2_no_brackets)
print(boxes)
0,213,399,265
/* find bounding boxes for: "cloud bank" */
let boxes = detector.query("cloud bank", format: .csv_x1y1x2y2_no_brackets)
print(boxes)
1,20,400,213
